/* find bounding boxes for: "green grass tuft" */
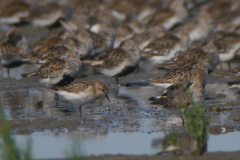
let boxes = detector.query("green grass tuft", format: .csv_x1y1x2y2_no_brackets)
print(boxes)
0,109,32,160
183,91,209,155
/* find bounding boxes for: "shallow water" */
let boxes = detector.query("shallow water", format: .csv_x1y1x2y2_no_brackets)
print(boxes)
14,131,240,159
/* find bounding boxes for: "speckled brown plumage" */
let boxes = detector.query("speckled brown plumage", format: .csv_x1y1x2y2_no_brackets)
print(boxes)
34,38,63,51
158,48,219,73
38,46,70,62
0,28,28,74
150,66,192,84
55,81,96,93
0,42,21,56
87,29,111,55
88,30,105,50
29,2,62,18
21,49,81,86
0,1,29,17
29,37,80,62
142,35,180,55
159,49,204,66
146,8,175,27
149,67,207,108
53,80,109,111
149,81,191,108
214,32,240,53
96,48,130,68
24,58,65,78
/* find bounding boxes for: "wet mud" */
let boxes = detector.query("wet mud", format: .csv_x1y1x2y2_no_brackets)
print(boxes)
84,151,240,160
2,62,240,134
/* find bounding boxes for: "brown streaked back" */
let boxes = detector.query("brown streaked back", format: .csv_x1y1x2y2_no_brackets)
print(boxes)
55,81,95,93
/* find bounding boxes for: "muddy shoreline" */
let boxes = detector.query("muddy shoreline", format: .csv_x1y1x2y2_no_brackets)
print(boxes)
84,151,240,160
37,150,240,160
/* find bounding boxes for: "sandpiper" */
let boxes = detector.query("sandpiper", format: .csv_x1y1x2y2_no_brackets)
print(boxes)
21,50,81,87
141,31,189,64
83,39,141,85
158,47,219,74
88,23,115,55
205,0,238,20
214,10,240,32
130,26,165,50
0,1,30,24
28,36,89,63
149,80,191,108
145,0,188,30
213,32,240,69
53,81,110,111
200,30,226,48
27,2,64,27
136,4,157,23
28,37,68,63
149,66,193,88
0,27,28,77
29,45,73,64
110,0,136,22
173,6,213,42
215,66,240,88
149,67,207,108
127,18,145,34
113,23,135,48
59,19,94,57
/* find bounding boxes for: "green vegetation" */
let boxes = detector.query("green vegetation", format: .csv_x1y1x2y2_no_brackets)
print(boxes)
183,92,209,155
0,109,32,160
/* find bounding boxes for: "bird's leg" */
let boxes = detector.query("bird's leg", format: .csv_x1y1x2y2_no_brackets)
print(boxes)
116,88,119,95
219,62,223,70
79,112,82,117
7,68,10,78
137,63,140,73
79,105,82,111
227,62,232,70
181,116,185,126
78,105,83,116
115,77,121,87
55,93,59,106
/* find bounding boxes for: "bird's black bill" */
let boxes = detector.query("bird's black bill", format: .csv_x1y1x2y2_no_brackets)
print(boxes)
105,94,110,102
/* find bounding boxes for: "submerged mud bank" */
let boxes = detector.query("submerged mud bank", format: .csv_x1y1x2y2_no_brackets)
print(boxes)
84,150,240,160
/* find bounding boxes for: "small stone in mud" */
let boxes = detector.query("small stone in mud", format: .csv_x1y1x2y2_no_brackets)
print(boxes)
62,108,74,112
233,117,240,121
127,107,132,110
34,100,43,109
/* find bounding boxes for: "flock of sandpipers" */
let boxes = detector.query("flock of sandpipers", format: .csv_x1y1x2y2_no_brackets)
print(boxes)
1,0,240,112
